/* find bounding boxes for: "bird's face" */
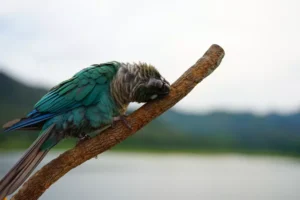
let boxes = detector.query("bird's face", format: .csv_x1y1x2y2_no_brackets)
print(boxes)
132,67,170,103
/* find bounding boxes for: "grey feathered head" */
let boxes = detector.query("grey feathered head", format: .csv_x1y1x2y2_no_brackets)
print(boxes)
111,62,170,108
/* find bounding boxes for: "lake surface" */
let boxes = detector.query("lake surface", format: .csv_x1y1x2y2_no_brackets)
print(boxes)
1,152,300,200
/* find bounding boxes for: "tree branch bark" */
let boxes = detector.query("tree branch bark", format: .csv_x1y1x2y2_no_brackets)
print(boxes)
11,44,225,200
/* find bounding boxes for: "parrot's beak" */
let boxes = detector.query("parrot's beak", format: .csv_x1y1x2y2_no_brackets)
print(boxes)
158,81,170,97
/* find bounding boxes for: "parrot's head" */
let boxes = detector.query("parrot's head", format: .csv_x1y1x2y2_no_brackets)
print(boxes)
130,63,170,103
112,62,170,106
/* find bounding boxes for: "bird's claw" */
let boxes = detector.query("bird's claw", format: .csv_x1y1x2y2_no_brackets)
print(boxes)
76,134,91,146
76,134,98,159
112,115,132,130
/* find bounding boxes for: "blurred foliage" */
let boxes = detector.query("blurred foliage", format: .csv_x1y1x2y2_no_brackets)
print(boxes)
0,72,300,156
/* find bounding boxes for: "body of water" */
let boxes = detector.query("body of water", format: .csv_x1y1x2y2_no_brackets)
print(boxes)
0,152,300,200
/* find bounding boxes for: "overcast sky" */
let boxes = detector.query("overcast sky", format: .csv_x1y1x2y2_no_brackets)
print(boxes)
0,0,299,114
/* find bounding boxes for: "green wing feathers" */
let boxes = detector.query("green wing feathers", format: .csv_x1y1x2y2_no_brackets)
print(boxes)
34,62,120,114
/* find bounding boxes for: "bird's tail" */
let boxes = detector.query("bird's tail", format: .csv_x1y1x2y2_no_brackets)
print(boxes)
0,124,56,200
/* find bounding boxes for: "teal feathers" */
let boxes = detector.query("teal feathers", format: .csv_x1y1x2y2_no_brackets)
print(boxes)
35,62,119,114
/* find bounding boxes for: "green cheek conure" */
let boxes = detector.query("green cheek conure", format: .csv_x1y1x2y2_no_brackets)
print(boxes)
0,61,170,199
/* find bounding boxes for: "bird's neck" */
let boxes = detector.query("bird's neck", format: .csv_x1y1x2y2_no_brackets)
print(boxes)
110,63,136,114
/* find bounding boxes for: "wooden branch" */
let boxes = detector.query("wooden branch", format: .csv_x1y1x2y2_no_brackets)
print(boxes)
11,44,225,200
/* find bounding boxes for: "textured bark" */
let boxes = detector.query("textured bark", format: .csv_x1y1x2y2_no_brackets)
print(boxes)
11,44,225,200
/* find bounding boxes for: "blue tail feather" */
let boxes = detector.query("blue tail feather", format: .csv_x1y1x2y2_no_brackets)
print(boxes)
4,112,56,132
27,109,39,117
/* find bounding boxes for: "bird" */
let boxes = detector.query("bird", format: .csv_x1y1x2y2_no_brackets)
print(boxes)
0,61,170,199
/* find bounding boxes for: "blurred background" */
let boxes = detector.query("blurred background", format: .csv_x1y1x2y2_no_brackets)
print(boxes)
1,0,300,199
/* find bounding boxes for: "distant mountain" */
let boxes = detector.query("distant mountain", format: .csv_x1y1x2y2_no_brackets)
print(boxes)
0,72,47,106
0,72,299,155
0,72,48,148
161,110,300,136
158,110,300,154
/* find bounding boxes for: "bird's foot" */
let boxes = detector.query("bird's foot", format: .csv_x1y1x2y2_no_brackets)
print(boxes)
76,133,91,146
112,115,132,129
76,133,98,159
